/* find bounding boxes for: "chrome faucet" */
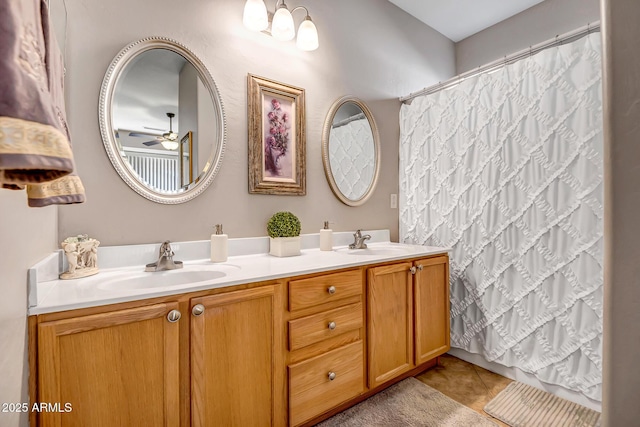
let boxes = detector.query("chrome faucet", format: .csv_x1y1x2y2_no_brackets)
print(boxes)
349,229,371,249
145,241,183,272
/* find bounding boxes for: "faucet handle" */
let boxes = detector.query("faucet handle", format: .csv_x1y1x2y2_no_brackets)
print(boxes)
160,241,173,257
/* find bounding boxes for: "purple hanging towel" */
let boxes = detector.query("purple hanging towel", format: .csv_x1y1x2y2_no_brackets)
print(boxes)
0,0,85,206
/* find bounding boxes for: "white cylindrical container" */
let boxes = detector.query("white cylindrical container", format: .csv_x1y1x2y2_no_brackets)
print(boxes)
320,221,333,251
211,224,228,262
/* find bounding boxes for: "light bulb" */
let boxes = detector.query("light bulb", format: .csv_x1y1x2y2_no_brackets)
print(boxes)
161,139,179,151
243,0,268,32
296,17,318,51
271,5,295,41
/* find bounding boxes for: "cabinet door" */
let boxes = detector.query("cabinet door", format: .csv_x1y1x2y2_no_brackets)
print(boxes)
38,303,180,427
191,285,284,427
367,262,413,388
414,256,450,365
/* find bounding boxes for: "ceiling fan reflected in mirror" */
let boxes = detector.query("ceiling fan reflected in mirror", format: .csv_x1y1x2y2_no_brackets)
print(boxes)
138,112,180,150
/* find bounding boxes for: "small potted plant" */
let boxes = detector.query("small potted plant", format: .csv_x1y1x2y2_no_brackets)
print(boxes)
267,211,301,257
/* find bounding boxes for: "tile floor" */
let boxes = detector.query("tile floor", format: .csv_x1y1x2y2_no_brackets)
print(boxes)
416,354,513,427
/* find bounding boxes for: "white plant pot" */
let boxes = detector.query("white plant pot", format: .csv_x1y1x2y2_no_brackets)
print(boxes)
269,236,301,257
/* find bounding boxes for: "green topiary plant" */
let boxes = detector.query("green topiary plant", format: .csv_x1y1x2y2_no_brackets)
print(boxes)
267,211,301,238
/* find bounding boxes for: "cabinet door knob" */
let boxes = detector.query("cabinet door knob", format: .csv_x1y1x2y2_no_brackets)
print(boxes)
328,321,337,330
167,309,181,323
327,285,336,295
409,266,417,275
417,264,424,271
192,304,205,316
328,371,337,381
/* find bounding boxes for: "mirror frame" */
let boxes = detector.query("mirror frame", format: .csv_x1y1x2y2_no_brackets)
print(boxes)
99,37,226,204
321,96,381,206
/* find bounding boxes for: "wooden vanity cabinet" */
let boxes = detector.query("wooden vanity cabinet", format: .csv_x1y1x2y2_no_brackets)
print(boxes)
190,285,284,427
414,255,450,364
37,302,181,427
367,262,414,388
32,253,449,427
367,255,450,389
286,269,366,427
33,283,285,427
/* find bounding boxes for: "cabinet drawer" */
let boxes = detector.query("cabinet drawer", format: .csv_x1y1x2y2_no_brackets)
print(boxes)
289,303,362,351
289,270,362,312
289,341,364,426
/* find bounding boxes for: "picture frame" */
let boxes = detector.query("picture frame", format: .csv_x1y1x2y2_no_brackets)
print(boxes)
179,131,193,189
248,74,306,195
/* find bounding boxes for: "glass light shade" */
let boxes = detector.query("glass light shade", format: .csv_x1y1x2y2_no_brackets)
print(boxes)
296,18,318,51
271,6,295,41
243,0,268,32
161,139,179,150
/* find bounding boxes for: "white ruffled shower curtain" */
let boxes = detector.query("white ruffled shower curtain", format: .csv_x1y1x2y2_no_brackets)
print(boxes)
399,33,603,400
329,117,375,200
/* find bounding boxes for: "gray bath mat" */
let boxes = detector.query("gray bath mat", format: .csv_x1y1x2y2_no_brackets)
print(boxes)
316,377,497,426
484,381,601,427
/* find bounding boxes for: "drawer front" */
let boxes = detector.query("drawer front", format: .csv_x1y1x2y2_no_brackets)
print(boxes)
289,270,362,311
289,341,364,426
289,303,363,351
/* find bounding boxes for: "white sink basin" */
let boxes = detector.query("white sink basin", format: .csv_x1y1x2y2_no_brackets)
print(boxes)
336,244,414,256
97,265,240,291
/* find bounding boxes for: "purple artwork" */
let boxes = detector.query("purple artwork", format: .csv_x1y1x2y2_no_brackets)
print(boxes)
263,96,294,180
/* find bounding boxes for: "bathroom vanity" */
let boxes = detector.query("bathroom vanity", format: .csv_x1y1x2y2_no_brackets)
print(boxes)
28,233,450,427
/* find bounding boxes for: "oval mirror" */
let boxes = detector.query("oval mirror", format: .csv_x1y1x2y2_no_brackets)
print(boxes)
99,37,226,204
322,96,380,206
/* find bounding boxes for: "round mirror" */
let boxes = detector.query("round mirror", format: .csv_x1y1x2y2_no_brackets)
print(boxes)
322,96,380,206
99,37,226,204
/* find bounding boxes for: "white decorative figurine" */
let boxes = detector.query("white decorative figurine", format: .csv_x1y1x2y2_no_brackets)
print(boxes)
60,234,100,279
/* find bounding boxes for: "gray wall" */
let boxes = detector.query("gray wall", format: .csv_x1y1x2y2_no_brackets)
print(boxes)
455,0,601,73
57,0,455,246
601,0,640,424
0,192,57,427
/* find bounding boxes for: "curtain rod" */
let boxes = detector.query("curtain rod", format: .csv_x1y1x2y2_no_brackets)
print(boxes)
400,21,601,104
332,113,366,129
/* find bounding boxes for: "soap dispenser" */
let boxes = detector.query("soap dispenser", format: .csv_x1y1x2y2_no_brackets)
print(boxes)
211,224,228,262
320,221,333,251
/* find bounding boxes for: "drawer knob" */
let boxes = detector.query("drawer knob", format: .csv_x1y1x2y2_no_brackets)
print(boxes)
328,371,336,381
167,309,181,323
417,264,424,271
192,304,205,316
409,266,417,275
327,285,336,295
328,321,337,330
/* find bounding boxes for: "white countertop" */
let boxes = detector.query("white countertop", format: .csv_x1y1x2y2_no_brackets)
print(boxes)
29,232,449,315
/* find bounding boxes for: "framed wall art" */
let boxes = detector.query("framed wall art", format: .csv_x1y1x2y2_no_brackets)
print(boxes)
248,74,306,195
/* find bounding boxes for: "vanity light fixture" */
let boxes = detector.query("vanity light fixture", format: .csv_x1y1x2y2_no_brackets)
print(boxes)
243,0,269,31
243,0,319,51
